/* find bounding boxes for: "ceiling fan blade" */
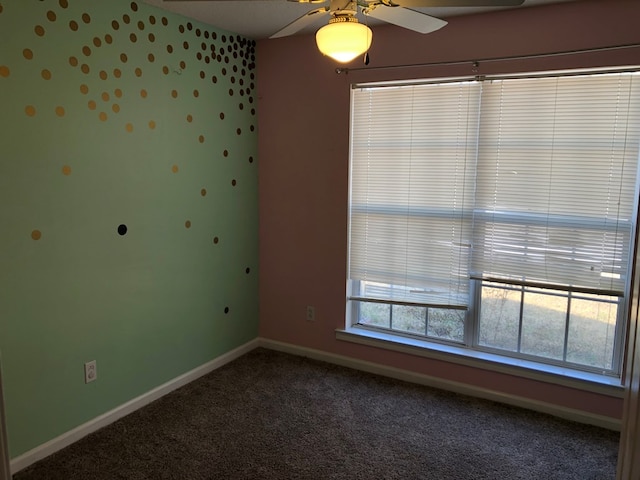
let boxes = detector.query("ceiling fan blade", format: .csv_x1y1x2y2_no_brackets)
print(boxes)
366,6,446,34
269,6,330,38
385,0,523,6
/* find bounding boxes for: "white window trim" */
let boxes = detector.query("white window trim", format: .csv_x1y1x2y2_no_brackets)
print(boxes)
336,327,625,397
346,66,640,387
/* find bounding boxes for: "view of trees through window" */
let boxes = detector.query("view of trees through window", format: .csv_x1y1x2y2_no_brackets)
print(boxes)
356,281,619,373
358,301,465,343
478,283,618,371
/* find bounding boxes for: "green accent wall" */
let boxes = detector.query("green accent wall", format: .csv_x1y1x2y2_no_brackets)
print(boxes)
0,0,258,457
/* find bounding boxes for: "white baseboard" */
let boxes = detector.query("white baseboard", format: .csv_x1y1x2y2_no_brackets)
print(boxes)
258,338,622,432
10,338,259,475
11,336,620,475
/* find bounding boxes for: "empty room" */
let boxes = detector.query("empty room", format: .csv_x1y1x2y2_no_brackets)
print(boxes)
1,0,640,478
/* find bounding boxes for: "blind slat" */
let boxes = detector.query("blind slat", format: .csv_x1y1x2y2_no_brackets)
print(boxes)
472,73,640,294
350,81,480,306
349,70,640,304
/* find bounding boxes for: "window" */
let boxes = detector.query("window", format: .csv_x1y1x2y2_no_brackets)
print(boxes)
347,68,640,378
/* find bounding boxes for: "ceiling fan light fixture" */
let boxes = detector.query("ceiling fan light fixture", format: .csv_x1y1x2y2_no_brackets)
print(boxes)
315,16,372,63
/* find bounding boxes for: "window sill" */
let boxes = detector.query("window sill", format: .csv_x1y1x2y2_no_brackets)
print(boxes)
336,327,625,398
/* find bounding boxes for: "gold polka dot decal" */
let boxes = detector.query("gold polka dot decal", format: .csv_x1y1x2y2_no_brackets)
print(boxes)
114,88,123,98
35,25,45,37
201,188,207,197
198,135,204,143
112,104,120,113
99,112,107,121
80,84,89,94
101,92,110,102
24,49,34,60
140,89,148,98
25,105,36,117
55,106,65,117
0,65,10,77
62,165,72,175
185,220,191,229
31,230,42,241
125,123,134,133
171,165,179,173
148,120,156,129
41,69,52,80
171,89,178,98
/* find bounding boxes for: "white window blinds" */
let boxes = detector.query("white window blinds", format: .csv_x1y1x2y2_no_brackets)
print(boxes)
349,69,640,305
349,81,481,307
472,72,640,295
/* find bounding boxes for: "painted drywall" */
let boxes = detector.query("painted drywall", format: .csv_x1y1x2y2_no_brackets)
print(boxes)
0,0,258,457
257,0,640,421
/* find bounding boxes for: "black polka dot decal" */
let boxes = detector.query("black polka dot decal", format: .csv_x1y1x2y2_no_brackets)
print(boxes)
117,224,128,236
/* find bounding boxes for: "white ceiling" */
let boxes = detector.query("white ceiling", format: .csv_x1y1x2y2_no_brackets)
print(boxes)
141,0,578,40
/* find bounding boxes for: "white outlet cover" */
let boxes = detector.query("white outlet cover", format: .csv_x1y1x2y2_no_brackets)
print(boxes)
84,361,97,383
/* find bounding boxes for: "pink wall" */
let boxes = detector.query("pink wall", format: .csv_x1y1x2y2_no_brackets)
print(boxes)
257,0,640,420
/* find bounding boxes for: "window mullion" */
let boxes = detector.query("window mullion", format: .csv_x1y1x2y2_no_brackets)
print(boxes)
517,286,524,354
563,293,572,363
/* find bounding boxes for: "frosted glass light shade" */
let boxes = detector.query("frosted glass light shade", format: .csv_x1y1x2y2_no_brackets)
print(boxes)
315,19,372,63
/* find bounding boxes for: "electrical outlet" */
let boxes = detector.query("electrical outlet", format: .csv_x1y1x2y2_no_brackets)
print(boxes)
306,305,316,322
84,360,97,384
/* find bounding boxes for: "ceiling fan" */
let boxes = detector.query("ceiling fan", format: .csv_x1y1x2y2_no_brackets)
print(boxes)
166,0,525,63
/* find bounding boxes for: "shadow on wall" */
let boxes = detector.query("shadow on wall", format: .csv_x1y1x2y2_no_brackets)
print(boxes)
0,355,10,480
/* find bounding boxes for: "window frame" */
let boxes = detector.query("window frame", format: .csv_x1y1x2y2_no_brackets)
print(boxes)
346,66,640,383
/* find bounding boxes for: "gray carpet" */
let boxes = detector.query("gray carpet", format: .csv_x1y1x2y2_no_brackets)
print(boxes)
15,348,620,479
